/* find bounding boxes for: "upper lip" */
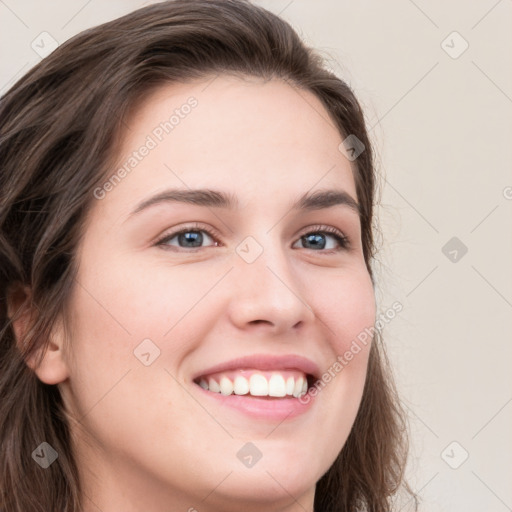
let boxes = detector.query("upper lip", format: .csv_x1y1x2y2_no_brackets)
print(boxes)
192,353,321,381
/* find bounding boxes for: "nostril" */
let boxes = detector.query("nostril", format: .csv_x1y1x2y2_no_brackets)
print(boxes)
249,319,271,325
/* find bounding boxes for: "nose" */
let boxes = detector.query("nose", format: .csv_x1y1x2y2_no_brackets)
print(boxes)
227,240,315,335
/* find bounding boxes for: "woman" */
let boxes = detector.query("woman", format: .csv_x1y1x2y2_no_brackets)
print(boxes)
0,1,417,510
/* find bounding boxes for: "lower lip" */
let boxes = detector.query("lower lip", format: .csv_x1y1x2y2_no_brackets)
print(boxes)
193,384,316,421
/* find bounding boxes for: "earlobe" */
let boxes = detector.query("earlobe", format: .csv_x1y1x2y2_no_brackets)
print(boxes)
27,337,71,385
24,318,71,385
7,283,70,385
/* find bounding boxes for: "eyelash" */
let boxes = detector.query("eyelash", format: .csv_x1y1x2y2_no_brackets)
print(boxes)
154,222,351,253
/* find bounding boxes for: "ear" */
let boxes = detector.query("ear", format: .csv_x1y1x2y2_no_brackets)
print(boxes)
7,284,70,385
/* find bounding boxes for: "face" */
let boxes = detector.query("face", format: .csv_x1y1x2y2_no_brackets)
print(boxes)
52,75,376,512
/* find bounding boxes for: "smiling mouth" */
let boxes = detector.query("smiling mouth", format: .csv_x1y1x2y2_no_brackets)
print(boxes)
193,369,317,399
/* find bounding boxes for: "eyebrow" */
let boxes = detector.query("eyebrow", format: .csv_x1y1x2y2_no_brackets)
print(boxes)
128,187,361,218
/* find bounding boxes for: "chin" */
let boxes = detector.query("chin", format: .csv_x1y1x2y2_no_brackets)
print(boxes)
207,469,318,511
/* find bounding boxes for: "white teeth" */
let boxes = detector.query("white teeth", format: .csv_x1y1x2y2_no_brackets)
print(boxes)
268,374,286,397
286,377,295,396
233,375,249,395
293,376,304,398
199,372,309,398
208,377,220,393
249,374,268,396
219,376,234,395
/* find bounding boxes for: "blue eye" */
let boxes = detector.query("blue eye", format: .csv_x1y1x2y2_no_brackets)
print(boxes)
156,228,217,249
294,230,349,251
155,224,350,252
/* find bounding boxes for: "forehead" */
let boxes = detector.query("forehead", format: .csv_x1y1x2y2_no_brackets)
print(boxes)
98,74,358,217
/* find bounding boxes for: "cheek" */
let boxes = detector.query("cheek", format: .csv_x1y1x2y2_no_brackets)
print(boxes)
298,268,375,469
64,257,226,428
62,263,203,448
310,266,376,354
73,254,213,344
309,266,375,409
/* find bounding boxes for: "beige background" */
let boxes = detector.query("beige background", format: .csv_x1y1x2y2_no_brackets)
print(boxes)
1,1,511,510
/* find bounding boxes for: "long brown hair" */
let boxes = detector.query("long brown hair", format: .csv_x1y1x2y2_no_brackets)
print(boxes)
0,1,417,510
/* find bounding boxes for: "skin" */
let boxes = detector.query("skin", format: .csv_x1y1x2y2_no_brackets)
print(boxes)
25,74,376,512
